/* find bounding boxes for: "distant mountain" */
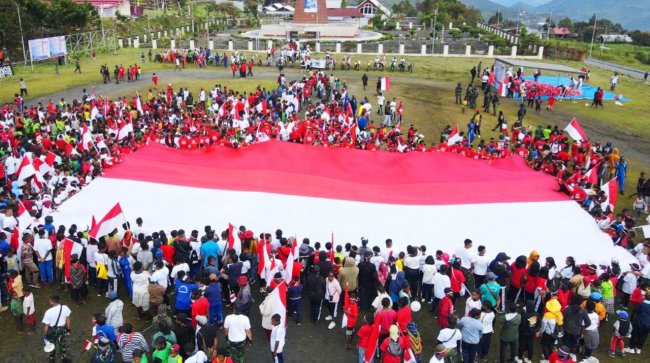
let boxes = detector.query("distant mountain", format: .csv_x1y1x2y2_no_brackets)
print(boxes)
459,0,501,16
537,0,650,31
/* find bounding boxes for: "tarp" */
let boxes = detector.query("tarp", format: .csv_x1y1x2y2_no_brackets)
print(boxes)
522,76,630,101
51,141,635,266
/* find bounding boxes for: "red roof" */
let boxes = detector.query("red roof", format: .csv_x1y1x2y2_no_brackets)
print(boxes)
553,28,571,35
327,8,361,17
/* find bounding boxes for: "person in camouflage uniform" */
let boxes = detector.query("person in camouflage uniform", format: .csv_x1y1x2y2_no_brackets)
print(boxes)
43,295,72,363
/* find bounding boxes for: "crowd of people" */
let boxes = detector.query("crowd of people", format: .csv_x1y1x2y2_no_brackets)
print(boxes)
0,49,649,363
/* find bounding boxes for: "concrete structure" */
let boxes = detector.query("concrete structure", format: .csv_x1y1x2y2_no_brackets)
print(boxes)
78,0,131,18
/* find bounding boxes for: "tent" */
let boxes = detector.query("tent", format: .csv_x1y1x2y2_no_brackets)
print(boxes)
52,141,634,266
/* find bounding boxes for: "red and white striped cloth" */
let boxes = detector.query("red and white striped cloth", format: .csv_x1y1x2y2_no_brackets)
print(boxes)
53,141,634,266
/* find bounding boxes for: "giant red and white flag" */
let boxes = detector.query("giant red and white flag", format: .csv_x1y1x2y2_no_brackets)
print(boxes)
117,122,133,141
89,202,126,239
269,281,287,327
447,126,462,145
53,141,636,267
564,118,588,142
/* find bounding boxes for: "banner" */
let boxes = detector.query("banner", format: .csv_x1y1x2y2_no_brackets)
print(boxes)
48,36,67,57
28,38,51,61
0,65,13,79
311,59,326,69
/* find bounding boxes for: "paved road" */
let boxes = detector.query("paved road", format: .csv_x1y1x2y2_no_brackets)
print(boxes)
586,57,648,80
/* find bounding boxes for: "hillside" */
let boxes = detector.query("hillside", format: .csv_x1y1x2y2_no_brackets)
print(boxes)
537,0,650,31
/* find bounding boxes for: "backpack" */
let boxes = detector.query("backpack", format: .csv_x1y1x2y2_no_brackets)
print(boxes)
618,320,630,336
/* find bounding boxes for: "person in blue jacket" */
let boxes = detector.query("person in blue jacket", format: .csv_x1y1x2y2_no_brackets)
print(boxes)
174,271,198,317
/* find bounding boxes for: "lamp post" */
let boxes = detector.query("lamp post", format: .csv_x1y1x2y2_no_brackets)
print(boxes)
588,13,597,58
431,5,438,54
16,2,27,65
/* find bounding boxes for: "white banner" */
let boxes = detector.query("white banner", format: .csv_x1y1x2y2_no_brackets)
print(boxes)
28,38,51,61
48,36,67,57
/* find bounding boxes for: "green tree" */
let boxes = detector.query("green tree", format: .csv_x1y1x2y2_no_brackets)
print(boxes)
47,0,97,33
392,0,416,17
487,11,502,25
558,17,572,30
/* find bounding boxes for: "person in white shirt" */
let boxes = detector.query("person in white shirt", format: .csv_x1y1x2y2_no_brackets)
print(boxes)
151,261,170,290
422,256,437,303
34,231,54,283
473,245,490,289
171,259,190,280
454,239,476,272
371,287,391,310
380,239,394,262
478,301,496,359
42,295,72,361
223,306,252,360
431,265,451,314
270,314,286,362
436,316,462,351
22,287,36,334
184,343,209,363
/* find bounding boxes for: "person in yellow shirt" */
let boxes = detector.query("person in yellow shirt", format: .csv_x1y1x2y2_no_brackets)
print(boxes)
581,292,607,321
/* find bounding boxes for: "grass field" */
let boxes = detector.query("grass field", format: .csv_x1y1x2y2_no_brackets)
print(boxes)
2,48,649,216
549,39,650,70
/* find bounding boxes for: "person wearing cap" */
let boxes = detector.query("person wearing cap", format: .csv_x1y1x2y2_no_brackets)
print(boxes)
621,263,642,308
540,296,563,360
488,252,511,312
379,324,411,363
92,336,116,363
479,272,501,311
428,344,449,363
437,287,454,329
547,346,575,363
580,292,606,321
191,289,209,329
613,310,632,356
168,344,182,363
458,308,483,363
235,275,252,315
196,314,218,358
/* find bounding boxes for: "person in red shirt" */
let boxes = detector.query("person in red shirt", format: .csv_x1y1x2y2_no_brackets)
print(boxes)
437,287,454,328
449,261,466,304
395,296,412,332
508,256,528,303
190,289,210,328
375,297,397,350
379,325,412,363
357,313,375,360
160,243,175,267
548,345,575,363
152,73,159,89
343,286,358,349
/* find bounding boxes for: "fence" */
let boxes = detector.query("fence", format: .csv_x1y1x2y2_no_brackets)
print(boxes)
113,20,545,60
